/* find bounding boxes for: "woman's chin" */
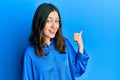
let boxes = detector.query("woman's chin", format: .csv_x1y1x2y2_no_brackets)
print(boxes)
49,35,55,39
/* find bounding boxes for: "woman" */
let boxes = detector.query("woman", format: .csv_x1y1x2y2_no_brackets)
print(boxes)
22,3,89,80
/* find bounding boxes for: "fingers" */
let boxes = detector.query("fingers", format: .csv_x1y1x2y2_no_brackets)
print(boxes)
74,30,83,42
74,33,79,41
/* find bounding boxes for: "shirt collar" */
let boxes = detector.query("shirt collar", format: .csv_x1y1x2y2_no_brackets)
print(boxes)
42,39,55,55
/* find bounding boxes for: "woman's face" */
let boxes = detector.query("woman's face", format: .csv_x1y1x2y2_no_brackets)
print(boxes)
43,11,60,40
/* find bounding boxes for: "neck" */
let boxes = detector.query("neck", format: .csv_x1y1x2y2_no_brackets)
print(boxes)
44,38,50,46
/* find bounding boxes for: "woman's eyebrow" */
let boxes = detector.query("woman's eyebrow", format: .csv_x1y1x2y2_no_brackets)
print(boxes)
48,17,59,19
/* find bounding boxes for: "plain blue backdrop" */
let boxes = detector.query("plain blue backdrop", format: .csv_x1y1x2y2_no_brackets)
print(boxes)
0,0,120,80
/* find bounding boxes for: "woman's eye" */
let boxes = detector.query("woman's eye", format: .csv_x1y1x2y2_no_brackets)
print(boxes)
55,20,59,23
46,19,59,24
46,20,52,23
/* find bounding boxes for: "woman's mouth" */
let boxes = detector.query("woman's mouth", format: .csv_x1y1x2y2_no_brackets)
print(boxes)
49,30,56,34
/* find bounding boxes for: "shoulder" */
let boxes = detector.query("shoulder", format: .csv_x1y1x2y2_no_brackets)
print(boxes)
64,37,70,43
64,37,72,46
23,45,35,58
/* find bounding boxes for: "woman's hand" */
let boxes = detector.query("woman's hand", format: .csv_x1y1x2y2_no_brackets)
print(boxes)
74,31,84,53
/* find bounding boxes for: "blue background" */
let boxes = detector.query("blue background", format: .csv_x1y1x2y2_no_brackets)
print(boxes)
0,0,120,80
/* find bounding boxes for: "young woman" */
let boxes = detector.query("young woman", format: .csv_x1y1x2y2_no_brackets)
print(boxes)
22,3,89,80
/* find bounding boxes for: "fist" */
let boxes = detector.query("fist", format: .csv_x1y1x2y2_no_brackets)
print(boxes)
74,31,83,43
74,31,84,53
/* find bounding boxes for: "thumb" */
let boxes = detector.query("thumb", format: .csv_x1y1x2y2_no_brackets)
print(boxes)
79,31,83,36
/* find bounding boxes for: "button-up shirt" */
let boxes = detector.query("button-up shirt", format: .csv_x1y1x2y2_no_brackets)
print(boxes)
22,38,89,80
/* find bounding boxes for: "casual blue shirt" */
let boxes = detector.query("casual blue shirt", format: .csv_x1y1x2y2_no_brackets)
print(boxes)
22,38,89,80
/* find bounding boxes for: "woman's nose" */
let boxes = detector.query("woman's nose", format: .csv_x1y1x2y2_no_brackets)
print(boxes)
51,21,56,28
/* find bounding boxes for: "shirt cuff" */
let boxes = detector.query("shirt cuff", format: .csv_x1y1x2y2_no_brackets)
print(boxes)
77,50,89,61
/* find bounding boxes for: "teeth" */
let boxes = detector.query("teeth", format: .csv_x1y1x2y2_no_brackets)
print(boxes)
49,30,55,34
50,30,55,32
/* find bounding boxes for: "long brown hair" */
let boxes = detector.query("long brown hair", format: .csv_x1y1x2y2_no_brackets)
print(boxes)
29,3,66,56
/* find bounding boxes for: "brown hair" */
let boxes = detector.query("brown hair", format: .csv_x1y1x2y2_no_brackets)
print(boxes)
29,3,66,56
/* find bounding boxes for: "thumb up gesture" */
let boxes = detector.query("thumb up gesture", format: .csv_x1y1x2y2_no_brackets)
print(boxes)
74,31,84,53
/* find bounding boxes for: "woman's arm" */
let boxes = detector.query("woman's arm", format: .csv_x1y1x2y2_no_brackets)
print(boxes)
65,31,89,77
22,49,33,80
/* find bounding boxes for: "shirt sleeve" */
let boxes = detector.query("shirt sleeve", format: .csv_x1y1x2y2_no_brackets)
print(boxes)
65,38,89,77
22,49,33,80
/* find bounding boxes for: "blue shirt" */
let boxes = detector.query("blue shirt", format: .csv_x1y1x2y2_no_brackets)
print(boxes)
22,38,89,80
